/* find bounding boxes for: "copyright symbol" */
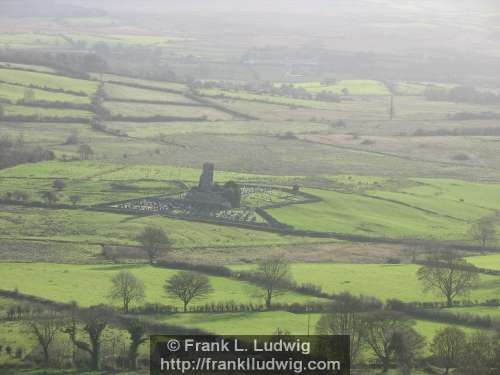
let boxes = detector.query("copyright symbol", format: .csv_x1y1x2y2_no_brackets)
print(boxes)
167,339,181,352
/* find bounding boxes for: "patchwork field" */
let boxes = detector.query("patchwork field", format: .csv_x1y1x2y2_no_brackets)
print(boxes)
0,18,499,372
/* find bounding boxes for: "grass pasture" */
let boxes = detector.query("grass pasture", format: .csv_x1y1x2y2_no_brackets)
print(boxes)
231,263,500,304
0,68,98,96
102,83,195,104
1,161,500,242
268,188,468,239
3,104,93,118
149,311,478,352
95,73,188,92
295,80,390,96
0,82,91,104
0,263,324,308
0,205,328,249
102,101,233,120
467,253,500,271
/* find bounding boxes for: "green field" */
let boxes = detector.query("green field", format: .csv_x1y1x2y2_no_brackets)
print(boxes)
467,253,500,270
149,311,478,354
231,263,500,303
103,101,232,120
102,83,195,103
1,161,499,243
0,82,91,104
295,80,390,96
3,104,93,118
0,206,328,248
394,81,458,96
0,68,98,95
0,263,324,308
95,73,188,92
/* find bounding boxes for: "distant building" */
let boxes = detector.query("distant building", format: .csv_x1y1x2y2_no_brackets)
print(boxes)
184,163,232,209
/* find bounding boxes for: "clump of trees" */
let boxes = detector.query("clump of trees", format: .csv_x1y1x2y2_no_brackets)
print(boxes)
470,217,497,249
0,134,55,170
222,181,241,208
136,226,172,264
424,85,500,105
316,309,425,372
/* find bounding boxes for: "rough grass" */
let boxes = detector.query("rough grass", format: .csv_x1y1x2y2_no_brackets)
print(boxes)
0,205,327,248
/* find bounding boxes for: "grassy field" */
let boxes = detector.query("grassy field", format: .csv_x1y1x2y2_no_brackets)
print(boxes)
103,119,332,137
268,188,466,239
295,80,390,96
1,161,499,243
268,179,500,240
231,263,500,303
149,311,478,354
0,263,324,308
0,82,91,104
102,101,233,120
0,68,98,95
467,253,500,270
0,204,330,249
394,81,457,96
3,104,93,118
102,83,195,103
0,33,67,48
95,73,188,92
445,305,500,318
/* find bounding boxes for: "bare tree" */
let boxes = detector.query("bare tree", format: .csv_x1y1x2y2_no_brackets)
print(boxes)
137,226,171,264
164,271,213,312
470,217,497,249
25,310,62,366
417,252,479,307
109,271,145,314
431,327,466,375
256,254,291,309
